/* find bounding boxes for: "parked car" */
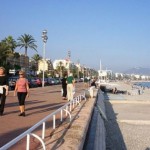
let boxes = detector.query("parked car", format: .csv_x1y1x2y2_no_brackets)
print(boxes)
8,76,19,90
78,78,83,82
80,78,84,82
27,78,38,88
44,78,49,86
32,77,42,87
54,78,62,84
47,78,56,85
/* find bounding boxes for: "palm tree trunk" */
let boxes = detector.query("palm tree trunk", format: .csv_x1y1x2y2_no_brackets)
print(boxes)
25,47,27,57
25,47,27,73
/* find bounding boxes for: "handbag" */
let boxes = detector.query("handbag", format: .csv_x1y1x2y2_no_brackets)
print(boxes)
0,86,3,94
72,87,75,95
61,88,63,96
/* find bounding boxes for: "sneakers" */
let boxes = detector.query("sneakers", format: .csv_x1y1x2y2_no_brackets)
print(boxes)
18,112,25,117
18,113,22,116
22,112,25,117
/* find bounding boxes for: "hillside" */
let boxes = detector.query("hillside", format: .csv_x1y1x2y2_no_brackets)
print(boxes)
124,67,150,75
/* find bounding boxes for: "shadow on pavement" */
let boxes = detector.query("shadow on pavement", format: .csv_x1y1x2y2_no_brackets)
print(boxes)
104,93,127,150
5,100,46,108
31,90,61,95
0,126,29,147
0,107,66,149
5,101,64,116
26,102,64,116
43,101,87,150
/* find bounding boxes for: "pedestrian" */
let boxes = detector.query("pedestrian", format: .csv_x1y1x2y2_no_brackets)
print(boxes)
61,73,67,100
114,87,117,94
14,70,29,117
138,88,141,95
84,77,89,88
0,67,9,116
90,78,97,88
66,72,75,101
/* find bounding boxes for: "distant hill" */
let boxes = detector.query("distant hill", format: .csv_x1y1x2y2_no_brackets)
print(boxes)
124,67,150,75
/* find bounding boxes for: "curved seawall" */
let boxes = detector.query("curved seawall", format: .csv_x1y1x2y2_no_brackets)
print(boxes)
84,90,106,150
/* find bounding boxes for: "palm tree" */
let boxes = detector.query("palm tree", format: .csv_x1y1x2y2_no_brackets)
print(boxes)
13,52,20,69
2,36,17,52
31,54,42,74
17,34,37,56
0,36,17,72
56,61,66,77
17,34,37,72
0,41,13,66
32,54,42,63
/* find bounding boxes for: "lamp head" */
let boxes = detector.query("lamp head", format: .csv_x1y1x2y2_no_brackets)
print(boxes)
42,30,47,35
42,29,48,43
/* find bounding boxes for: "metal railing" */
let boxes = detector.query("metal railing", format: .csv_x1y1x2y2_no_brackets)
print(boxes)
0,93,86,150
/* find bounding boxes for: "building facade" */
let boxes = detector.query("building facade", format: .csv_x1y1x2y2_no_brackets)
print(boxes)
37,59,53,74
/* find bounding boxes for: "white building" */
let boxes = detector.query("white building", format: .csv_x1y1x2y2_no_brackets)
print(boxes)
37,59,52,74
97,60,112,81
131,74,140,80
141,75,149,80
76,63,82,72
141,75,146,80
115,73,123,78
53,59,71,70
98,70,107,81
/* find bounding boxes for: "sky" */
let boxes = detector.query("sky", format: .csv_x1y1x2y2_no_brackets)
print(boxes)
0,0,150,72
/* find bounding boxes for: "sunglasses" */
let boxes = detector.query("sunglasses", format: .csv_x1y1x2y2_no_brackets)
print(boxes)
19,74,23,75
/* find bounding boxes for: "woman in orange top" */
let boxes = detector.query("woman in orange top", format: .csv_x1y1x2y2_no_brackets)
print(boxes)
14,71,29,117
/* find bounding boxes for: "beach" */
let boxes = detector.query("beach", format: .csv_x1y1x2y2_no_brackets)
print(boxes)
104,81,150,150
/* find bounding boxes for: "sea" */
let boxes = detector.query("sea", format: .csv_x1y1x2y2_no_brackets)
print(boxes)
134,82,150,88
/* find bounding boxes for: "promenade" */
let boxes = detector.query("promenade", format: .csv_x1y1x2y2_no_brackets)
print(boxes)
1,81,150,150
0,83,85,148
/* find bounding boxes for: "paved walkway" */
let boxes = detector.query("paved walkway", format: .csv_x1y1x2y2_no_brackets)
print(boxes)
0,83,85,148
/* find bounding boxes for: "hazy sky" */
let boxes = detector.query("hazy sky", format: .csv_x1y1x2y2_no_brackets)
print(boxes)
0,0,150,72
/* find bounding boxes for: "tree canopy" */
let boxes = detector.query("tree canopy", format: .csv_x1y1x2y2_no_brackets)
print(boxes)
17,34,37,56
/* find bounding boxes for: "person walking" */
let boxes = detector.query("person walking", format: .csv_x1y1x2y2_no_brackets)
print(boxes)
61,73,67,100
90,78,97,88
84,77,89,89
66,72,75,101
14,70,29,117
0,67,9,116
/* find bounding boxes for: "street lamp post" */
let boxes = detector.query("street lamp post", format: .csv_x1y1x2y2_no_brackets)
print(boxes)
83,65,85,80
42,30,48,87
67,50,71,75
77,59,80,79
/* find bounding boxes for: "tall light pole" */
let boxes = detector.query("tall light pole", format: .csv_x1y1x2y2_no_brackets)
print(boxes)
77,59,80,79
42,30,48,87
67,50,71,75
83,64,85,80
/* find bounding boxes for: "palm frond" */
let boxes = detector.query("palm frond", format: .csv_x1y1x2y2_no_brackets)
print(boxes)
17,33,38,56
